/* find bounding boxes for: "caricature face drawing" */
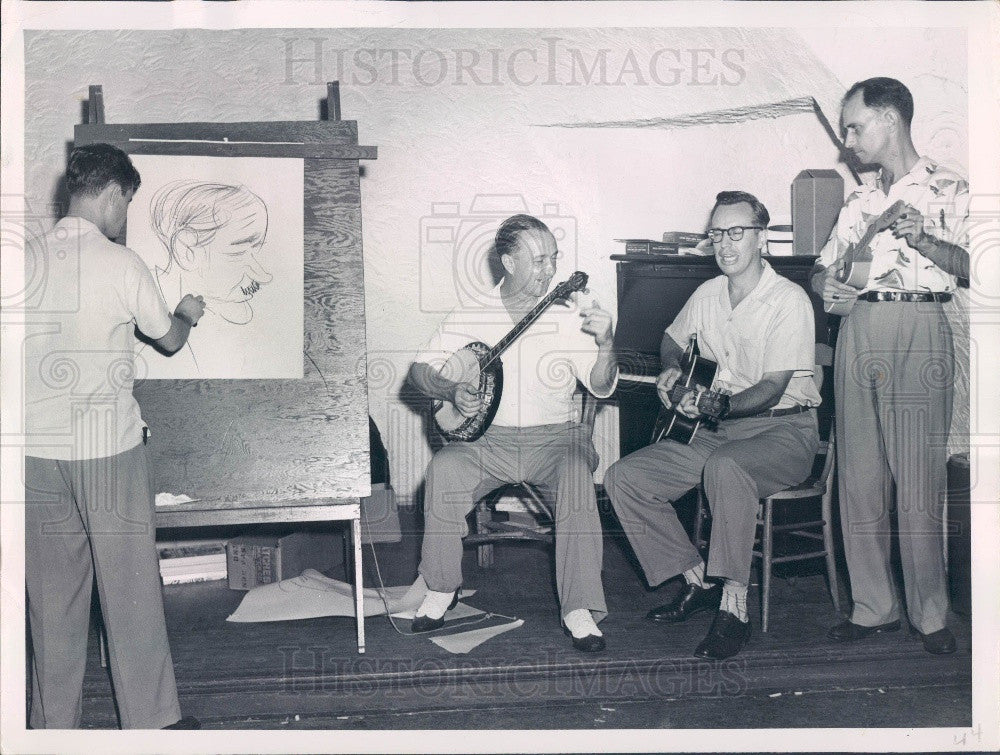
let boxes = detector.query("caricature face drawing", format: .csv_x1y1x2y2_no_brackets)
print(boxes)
151,181,273,325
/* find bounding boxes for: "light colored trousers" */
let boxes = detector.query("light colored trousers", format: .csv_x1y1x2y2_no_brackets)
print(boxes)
835,300,953,634
418,422,607,621
605,412,819,588
25,443,181,729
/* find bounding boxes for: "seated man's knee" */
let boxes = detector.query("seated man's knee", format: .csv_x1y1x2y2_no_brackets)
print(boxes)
703,450,757,504
703,449,749,485
428,442,479,476
603,457,627,496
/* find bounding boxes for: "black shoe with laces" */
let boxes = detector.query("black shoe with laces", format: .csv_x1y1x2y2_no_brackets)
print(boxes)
646,582,722,623
693,611,751,660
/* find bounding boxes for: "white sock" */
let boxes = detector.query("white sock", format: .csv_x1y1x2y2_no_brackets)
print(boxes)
683,561,707,588
415,589,455,620
563,608,602,639
720,580,749,622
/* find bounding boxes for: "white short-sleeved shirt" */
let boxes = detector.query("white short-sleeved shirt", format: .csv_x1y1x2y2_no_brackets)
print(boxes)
818,157,968,293
665,261,821,410
25,216,173,461
416,283,617,428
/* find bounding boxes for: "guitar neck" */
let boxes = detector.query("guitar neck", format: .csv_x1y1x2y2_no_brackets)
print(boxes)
669,383,711,404
480,288,566,370
851,223,882,261
850,200,907,263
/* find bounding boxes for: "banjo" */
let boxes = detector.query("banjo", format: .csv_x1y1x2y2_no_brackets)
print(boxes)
825,199,908,317
433,271,589,443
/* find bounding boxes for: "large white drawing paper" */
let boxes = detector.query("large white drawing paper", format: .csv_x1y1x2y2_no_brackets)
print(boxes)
127,154,304,379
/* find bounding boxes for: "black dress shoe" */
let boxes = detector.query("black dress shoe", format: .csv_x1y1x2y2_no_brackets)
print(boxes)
411,590,459,633
562,625,606,653
912,627,957,655
163,716,201,730
693,611,751,660
646,582,722,623
826,619,901,642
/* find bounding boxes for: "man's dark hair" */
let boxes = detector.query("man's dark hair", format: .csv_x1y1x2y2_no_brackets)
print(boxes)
711,190,770,228
843,77,914,127
65,143,141,198
494,214,552,259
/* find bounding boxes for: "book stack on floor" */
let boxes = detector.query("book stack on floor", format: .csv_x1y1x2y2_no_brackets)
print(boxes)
617,231,708,256
158,540,228,585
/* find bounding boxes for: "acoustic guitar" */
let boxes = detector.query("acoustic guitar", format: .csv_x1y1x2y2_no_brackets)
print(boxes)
433,271,590,443
824,199,908,317
650,338,729,445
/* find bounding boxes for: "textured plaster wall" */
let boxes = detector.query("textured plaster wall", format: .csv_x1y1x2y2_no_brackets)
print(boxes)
23,27,968,500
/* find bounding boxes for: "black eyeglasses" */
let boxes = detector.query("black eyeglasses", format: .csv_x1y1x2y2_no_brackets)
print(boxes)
707,226,764,243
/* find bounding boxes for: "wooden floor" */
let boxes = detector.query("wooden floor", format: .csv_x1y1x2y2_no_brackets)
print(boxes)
75,506,972,730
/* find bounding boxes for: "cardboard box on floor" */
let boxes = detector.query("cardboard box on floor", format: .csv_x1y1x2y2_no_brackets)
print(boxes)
227,532,342,590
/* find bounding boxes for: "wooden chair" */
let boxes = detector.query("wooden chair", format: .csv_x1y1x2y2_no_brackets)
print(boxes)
464,385,598,569
691,344,840,631
691,422,841,632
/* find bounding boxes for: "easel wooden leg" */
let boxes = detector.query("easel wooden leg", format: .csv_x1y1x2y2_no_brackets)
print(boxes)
352,516,365,654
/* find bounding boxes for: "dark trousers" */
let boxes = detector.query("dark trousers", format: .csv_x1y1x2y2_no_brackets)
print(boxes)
25,444,181,729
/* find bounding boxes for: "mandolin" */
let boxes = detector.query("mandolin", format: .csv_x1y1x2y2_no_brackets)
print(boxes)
650,337,729,445
825,199,908,317
433,271,590,443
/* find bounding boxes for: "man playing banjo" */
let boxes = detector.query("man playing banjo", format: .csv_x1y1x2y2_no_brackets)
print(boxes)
408,213,618,651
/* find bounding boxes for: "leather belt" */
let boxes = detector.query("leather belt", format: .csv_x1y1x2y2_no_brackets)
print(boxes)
858,291,951,303
753,404,811,419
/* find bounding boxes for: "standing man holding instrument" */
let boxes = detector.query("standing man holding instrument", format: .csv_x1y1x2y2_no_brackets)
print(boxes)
811,77,968,655
24,143,206,728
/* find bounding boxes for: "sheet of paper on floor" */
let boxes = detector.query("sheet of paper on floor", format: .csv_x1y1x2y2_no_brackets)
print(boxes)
430,619,525,654
226,570,475,623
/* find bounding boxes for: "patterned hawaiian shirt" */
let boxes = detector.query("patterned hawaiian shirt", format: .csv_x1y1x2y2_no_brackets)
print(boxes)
819,157,969,292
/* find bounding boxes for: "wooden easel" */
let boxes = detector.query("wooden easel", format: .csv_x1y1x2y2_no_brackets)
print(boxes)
83,82,375,655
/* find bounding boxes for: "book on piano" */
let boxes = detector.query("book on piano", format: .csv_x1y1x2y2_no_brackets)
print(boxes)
616,239,678,255
662,231,708,245
616,232,708,255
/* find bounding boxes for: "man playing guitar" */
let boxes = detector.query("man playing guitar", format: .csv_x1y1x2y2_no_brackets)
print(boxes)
407,214,617,651
604,191,821,660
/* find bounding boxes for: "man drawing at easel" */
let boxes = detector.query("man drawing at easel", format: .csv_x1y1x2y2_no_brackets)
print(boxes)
24,143,204,728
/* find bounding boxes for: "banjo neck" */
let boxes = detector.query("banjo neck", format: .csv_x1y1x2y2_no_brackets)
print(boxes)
480,284,575,371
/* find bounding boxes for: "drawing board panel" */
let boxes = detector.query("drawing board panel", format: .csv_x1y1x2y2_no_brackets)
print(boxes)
127,154,304,379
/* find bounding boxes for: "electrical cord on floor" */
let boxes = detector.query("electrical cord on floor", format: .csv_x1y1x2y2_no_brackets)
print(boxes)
360,503,518,636
308,352,520,637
